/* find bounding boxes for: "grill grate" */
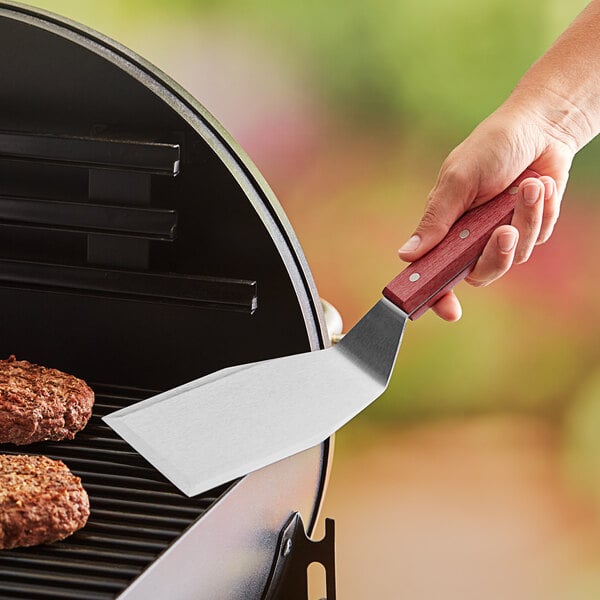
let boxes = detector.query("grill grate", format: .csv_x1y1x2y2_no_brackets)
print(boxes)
0,386,232,599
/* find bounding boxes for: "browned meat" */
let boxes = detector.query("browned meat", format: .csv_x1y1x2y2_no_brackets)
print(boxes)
0,355,94,445
0,454,90,549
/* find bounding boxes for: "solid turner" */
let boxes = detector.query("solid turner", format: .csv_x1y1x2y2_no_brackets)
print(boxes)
104,170,538,496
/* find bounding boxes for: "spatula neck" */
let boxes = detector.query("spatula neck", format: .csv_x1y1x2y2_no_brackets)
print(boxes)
336,298,407,387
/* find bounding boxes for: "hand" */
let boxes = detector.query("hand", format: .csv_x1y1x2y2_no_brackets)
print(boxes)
398,99,576,321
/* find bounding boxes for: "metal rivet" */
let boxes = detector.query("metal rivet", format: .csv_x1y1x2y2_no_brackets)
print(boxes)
459,229,470,239
283,538,293,557
509,186,519,195
409,273,420,282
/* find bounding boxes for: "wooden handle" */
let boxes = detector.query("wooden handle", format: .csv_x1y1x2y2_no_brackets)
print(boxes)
383,169,540,319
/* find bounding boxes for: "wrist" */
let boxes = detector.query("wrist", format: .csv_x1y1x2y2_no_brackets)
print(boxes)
505,83,594,152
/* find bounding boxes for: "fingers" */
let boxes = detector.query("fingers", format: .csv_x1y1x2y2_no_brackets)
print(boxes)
511,175,562,262
464,175,559,290
431,226,517,321
431,291,462,322
536,176,560,244
464,176,549,286
432,175,560,319
433,225,519,320
512,177,545,263
465,225,519,287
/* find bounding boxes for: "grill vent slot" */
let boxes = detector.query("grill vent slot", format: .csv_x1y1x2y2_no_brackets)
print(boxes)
0,130,180,176
0,387,233,600
0,195,177,240
0,258,257,312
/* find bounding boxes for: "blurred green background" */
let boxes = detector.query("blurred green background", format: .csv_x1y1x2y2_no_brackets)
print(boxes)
23,1,600,598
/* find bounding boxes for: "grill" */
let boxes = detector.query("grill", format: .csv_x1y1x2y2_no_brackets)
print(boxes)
1,386,230,600
0,2,335,598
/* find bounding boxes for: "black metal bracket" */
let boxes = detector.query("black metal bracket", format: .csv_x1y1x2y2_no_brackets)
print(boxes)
263,513,336,600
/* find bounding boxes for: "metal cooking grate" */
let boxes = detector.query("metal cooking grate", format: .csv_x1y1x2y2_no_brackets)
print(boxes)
0,386,232,599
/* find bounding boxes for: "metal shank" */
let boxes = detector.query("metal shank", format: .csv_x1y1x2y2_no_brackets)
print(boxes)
337,297,408,387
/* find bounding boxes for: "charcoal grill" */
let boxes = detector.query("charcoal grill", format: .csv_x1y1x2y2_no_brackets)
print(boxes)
0,2,336,598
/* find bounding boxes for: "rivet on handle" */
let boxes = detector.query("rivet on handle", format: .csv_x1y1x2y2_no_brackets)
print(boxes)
409,273,421,282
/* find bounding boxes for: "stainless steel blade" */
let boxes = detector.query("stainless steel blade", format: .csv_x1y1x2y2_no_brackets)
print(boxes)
104,297,407,496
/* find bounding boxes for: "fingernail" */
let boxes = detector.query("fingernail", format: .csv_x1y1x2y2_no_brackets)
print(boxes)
399,234,421,253
498,231,517,253
543,179,554,199
523,183,540,205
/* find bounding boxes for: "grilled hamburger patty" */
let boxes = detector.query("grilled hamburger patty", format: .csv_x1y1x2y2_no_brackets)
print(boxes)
0,454,90,549
0,356,94,445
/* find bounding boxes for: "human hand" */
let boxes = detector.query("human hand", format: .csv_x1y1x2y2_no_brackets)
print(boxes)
398,99,576,321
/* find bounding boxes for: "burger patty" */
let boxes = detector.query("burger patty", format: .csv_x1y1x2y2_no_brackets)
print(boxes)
0,454,90,550
0,356,94,445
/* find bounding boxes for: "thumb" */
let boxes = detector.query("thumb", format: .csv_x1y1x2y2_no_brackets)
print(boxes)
399,169,475,261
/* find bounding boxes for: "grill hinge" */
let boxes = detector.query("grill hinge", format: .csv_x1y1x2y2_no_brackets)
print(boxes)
263,513,336,600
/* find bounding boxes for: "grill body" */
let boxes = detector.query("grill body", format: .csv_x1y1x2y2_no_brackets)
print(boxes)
0,3,332,598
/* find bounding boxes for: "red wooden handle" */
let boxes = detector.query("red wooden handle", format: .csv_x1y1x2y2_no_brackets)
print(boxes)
383,170,540,319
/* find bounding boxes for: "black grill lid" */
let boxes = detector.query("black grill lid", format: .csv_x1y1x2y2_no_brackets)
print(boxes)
0,2,331,598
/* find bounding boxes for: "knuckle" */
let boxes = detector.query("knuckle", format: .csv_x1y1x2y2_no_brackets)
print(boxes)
468,241,514,285
514,209,541,236
541,206,554,220
541,202,558,221
417,202,453,237
536,221,557,245
465,276,488,288
536,234,549,245
514,249,531,264
440,165,472,194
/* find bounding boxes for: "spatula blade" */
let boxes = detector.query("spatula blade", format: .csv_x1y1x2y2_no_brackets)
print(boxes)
104,298,407,496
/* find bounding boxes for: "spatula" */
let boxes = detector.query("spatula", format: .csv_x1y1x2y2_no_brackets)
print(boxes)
104,170,537,496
